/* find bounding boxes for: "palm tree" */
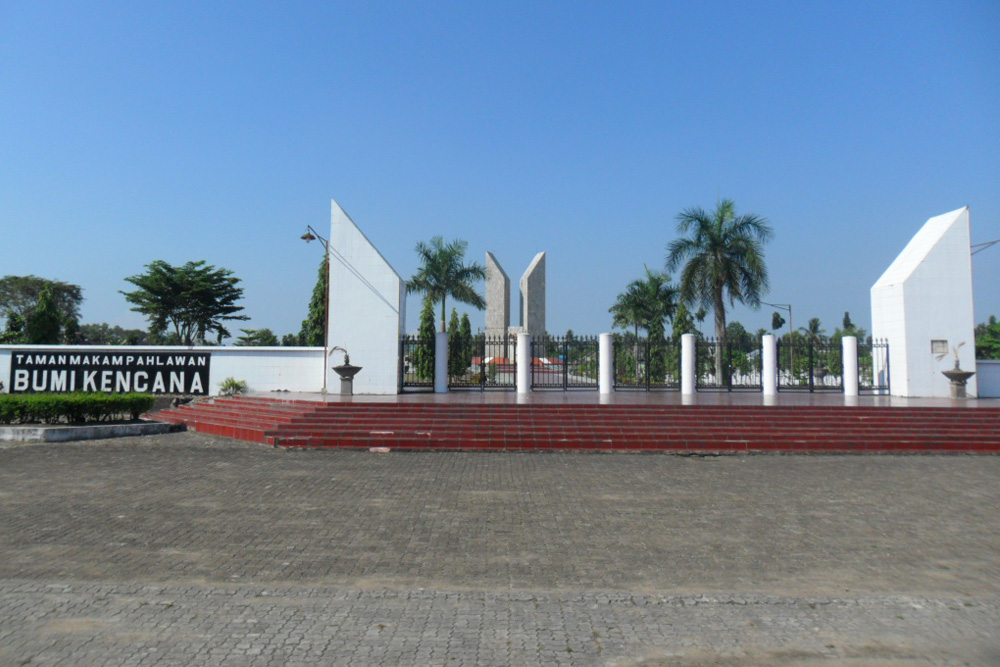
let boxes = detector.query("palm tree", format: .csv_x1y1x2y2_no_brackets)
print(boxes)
666,199,772,378
610,268,678,380
610,282,646,380
407,237,486,332
634,268,678,382
610,282,645,340
799,317,826,345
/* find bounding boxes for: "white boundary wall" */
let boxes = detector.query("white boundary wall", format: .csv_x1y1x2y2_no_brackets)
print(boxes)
0,345,324,395
977,360,1000,398
871,207,978,397
326,200,406,395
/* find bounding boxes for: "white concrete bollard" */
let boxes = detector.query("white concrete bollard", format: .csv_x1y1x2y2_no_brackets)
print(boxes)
681,333,697,395
762,334,777,396
516,333,532,394
599,333,613,394
434,331,449,394
843,335,859,397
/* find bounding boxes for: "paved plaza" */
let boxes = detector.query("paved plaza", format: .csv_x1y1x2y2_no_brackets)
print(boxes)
1,432,999,665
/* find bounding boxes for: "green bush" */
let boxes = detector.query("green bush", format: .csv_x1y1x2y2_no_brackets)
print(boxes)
218,377,248,396
0,393,155,425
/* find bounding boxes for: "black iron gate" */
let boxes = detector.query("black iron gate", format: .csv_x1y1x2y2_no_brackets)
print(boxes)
530,335,599,390
860,338,890,394
399,334,433,391
449,335,517,391
612,335,681,390
695,337,763,391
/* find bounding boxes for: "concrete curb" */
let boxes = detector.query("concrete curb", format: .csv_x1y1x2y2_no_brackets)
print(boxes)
0,421,182,444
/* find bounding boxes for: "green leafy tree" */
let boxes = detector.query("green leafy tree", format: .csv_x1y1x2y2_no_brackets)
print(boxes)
61,317,82,343
235,328,280,346
610,281,646,380
842,311,854,331
724,321,755,378
975,315,1000,360
799,317,827,345
0,275,83,343
637,269,678,382
460,312,474,370
412,298,437,380
79,323,151,345
23,286,63,344
121,260,249,345
0,313,25,344
771,311,786,331
447,308,463,377
828,321,868,378
281,333,300,347
299,255,328,347
725,321,753,349
610,282,645,339
407,237,486,332
610,268,677,381
666,199,772,379
670,303,699,342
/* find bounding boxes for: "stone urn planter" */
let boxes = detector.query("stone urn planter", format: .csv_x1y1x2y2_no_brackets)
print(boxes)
942,364,975,399
938,343,975,399
332,357,363,396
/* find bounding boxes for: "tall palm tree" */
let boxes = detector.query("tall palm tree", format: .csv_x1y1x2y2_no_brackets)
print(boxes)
610,268,678,380
633,268,678,331
666,199,772,378
407,237,486,332
634,268,678,382
610,281,646,380
609,282,645,339
799,317,826,345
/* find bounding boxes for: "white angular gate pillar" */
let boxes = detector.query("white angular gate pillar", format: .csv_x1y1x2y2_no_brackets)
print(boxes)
599,333,613,394
843,335,859,397
762,334,777,396
681,333,697,395
434,331,449,394
516,333,532,394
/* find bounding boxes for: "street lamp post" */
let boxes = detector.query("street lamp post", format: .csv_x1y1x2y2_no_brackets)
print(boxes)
762,301,793,382
301,225,331,394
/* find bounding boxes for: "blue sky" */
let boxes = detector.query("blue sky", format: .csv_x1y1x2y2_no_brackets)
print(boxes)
2,1,998,340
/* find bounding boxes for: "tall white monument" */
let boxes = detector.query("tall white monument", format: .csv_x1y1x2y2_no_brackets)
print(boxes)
485,251,547,338
485,252,510,337
871,207,977,397
519,252,546,337
326,200,406,394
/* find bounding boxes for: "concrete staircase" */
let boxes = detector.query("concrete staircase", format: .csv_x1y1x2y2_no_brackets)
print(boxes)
149,396,1000,453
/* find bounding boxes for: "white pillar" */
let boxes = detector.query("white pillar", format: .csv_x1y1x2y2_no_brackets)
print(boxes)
599,333,613,394
434,331,448,394
762,334,777,396
843,335,859,397
681,333,697,395
516,333,531,394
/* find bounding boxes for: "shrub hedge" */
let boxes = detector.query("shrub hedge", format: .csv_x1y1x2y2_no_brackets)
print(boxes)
0,393,156,425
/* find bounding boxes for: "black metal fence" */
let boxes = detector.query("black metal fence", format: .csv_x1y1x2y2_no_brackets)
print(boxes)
530,335,599,390
612,335,681,390
399,334,433,391
449,335,517,390
695,337,764,390
775,340,843,392
401,334,519,391
860,338,890,393
403,333,890,394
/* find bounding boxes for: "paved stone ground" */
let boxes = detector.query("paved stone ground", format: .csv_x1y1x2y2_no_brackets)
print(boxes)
1,433,999,665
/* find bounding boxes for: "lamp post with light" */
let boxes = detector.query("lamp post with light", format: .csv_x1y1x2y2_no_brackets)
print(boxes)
762,301,793,379
301,225,331,394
